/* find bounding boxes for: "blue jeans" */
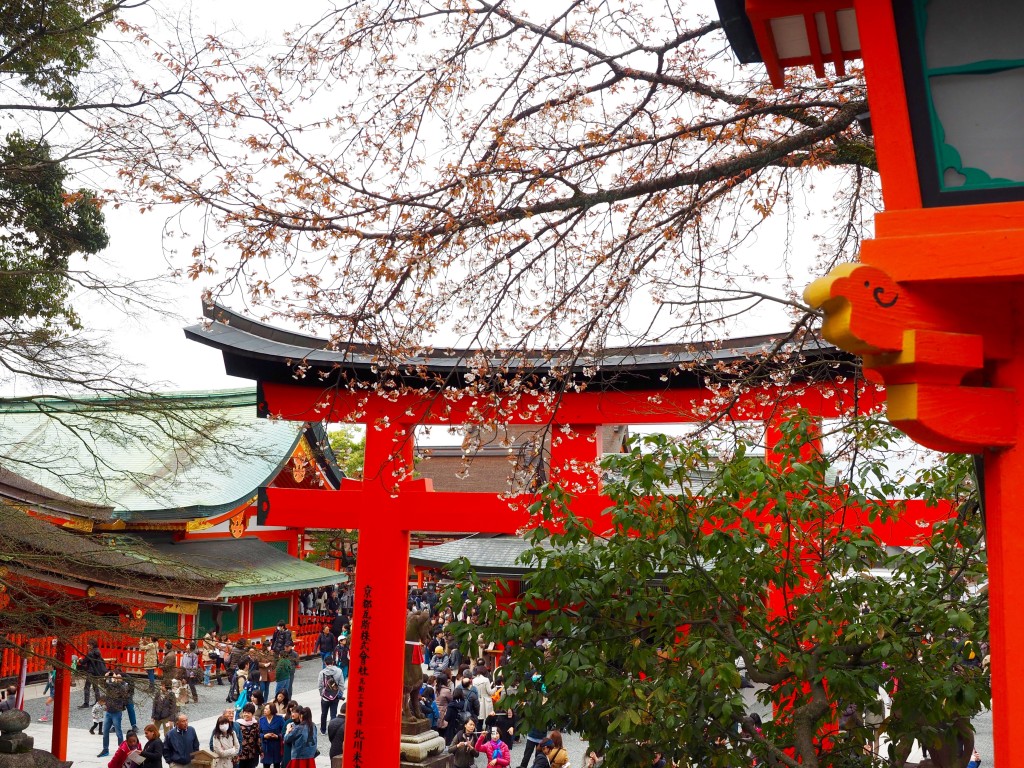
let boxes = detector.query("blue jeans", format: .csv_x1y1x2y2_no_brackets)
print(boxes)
125,701,138,731
102,711,124,752
320,652,333,667
338,663,349,682
146,669,156,688
260,680,270,700
274,679,292,698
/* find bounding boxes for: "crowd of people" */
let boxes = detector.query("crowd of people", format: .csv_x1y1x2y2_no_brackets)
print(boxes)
298,586,353,618
404,584,600,768
63,620,347,768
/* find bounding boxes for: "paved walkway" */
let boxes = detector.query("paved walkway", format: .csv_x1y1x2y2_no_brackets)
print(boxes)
15,663,989,766
19,662,337,768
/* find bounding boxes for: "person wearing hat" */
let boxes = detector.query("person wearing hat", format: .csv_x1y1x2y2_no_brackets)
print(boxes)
532,739,554,768
428,646,451,674
473,726,510,768
336,636,350,681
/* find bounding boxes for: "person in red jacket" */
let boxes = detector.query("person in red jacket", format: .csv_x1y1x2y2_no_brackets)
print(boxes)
474,727,511,768
107,730,141,768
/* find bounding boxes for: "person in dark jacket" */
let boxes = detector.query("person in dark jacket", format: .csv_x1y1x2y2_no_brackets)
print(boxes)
313,625,337,667
227,640,251,702
140,723,163,768
335,637,350,681
97,674,128,758
270,622,293,655
330,610,346,638
487,707,516,753
532,739,553,768
123,673,138,732
451,719,480,768
444,688,468,745
80,639,107,708
518,725,547,768
151,680,177,737
327,704,346,759
163,714,200,767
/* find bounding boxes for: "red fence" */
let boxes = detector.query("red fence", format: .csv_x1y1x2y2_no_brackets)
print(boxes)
2,620,329,681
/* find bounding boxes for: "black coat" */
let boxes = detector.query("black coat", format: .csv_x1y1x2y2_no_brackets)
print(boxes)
84,647,106,677
314,632,338,655
141,737,163,768
330,614,346,637
327,715,345,758
270,628,293,654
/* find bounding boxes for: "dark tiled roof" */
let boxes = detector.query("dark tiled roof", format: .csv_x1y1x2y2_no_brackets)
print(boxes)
185,303,855,390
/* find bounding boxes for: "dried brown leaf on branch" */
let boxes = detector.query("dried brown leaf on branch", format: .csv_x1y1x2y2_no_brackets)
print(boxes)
109,0,877,373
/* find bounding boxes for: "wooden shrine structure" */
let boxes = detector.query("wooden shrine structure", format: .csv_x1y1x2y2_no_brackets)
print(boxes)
187,304,952,766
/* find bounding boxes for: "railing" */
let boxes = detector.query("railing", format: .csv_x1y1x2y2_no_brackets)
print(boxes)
2,624,325,681
1,636,51,679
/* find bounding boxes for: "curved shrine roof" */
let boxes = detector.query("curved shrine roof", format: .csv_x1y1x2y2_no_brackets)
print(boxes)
185,303,855,391
0,389,309,520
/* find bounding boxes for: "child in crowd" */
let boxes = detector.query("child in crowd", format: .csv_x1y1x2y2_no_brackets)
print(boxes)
89,697,105,735
38,695,54,722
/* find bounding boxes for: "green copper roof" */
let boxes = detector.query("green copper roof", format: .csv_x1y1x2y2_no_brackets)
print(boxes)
150,537,347,597
0,389,304,520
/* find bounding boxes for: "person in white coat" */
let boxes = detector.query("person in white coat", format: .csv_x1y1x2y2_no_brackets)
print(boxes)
211,716,240,768
472,668,495,730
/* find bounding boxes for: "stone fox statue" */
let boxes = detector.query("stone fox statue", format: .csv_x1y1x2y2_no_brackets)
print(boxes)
402,610,432,723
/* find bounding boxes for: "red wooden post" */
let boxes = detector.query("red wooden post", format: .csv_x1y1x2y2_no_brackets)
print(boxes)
982,327,1024,761
51,641,71,760
344,423,414,765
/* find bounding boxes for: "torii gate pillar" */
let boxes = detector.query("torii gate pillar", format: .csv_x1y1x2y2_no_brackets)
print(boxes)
261,413,607,766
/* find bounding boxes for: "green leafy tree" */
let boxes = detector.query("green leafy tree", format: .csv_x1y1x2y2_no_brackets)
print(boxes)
328,426,366,480
0,132,108,327
447,414,987,768
1,0,119,105
0,1,128,328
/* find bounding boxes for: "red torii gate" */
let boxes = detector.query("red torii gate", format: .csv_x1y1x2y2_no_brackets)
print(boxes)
187,308,951,766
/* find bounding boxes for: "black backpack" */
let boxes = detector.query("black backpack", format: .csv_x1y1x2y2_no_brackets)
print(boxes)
323,674,340,701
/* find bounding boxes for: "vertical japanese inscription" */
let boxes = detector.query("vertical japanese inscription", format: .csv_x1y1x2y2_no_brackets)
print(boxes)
351,584,373,767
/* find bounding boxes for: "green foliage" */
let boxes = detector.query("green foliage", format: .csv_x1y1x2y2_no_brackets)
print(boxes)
0,1,126,329
446,413,987,768
0,0,116,105
0,133,108,327
327,426,366,479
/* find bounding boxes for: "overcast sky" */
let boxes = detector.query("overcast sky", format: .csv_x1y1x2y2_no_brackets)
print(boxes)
59,0,833,397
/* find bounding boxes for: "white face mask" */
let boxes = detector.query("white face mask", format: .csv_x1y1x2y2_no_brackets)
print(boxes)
219,724,230,732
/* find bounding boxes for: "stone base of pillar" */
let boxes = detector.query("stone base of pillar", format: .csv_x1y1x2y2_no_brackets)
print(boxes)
399,728,448,764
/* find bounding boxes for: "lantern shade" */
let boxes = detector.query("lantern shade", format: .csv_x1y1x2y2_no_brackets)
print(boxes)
896,0,1024,205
